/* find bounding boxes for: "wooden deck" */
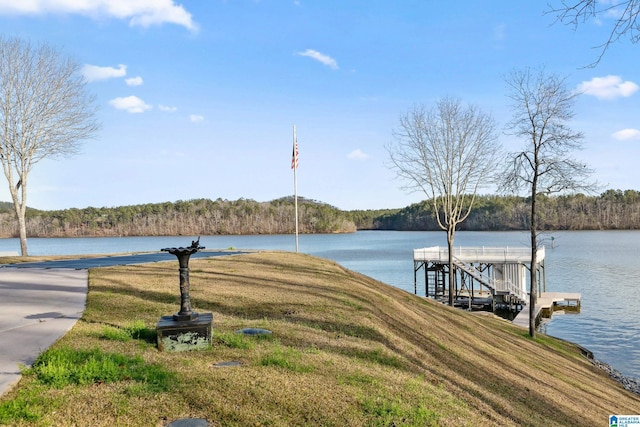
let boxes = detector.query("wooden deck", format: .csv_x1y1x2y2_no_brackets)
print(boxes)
512,292,581,328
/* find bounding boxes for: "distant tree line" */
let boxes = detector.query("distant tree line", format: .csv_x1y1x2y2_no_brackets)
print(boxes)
0,197,357,238
0,190,637,238
372,190,640,231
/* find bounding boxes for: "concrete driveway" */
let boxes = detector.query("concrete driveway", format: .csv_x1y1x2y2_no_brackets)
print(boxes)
0,268,88,397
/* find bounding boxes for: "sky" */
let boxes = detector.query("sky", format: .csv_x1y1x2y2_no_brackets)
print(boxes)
0,0,638,211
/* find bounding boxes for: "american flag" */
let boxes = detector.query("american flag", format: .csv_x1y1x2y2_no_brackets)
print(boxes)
291,138,299,170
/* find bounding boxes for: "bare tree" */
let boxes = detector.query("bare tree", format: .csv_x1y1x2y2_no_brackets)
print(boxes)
0,37,100,255
548,0,640,66
388,98,500,306
500,67,595,337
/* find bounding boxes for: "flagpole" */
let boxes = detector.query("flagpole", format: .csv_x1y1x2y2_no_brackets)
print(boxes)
293,124,299,253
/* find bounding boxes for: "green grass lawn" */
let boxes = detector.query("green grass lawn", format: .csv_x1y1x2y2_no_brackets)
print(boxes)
0,251,637,426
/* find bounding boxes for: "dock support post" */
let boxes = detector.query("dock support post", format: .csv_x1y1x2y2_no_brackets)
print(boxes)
423,263,428,298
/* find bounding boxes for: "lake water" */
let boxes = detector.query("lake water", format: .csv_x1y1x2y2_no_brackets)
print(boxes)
1,230,637,379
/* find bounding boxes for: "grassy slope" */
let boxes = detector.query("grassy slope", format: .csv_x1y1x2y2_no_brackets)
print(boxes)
2,251,638,426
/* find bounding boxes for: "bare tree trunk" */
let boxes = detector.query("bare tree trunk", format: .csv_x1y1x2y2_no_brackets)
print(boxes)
447,228,455,306
9,179,28,256
529,181,537,338
16,207,27,256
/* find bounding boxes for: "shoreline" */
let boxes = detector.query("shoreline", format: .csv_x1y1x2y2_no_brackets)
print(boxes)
538,324,640,396
593,359,640,395
573,339,640,395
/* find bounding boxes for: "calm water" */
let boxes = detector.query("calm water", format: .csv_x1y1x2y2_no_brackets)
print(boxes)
1,231,637,379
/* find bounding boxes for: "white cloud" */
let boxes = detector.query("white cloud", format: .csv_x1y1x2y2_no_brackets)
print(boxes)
189,114,204,123
493,23,506,41
0,0,198,31
612,128,640,141
296,49,339,70
604,2,625,19
347,149,370,160
109,95,151,113
577,75,639,100
81,64,127,82
158,104,177,112
125,76,143,86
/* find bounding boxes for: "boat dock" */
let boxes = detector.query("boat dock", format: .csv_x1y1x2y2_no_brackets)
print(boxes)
413,246,547,307
512,292,581,328
413,245,581,325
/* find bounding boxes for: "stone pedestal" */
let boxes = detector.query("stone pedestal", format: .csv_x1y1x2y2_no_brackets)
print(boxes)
157,312,213,352
157,239,211,352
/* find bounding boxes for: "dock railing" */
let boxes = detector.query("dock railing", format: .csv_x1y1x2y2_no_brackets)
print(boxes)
413,246,545,264
450,256,527,303
493,278,527,302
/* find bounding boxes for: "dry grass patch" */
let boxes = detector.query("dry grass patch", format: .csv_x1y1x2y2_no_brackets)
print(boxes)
1,251,638,426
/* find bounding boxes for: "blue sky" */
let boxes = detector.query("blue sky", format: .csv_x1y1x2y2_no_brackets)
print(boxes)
0,1,638,211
